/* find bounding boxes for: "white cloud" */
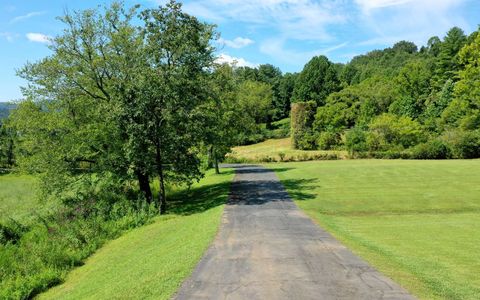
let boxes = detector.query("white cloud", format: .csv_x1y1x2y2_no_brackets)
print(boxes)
355,0,470,47
26,33,51,44
215,53,258,68
182,2,225,22
354,0,412,12
183,0,347,41
10,11,46,23
218,37,254,49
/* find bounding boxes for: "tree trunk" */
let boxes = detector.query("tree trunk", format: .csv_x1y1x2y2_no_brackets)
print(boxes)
137,171,152,203
214,151,220,174
155,144,167,214
266,114,273,130
207,145,214,169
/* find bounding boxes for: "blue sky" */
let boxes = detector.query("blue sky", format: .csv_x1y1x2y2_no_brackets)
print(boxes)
1,0,479,101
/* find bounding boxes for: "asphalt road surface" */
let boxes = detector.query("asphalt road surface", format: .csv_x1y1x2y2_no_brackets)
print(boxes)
174,165,415,300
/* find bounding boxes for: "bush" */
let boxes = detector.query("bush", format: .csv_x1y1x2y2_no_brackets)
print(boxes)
370,150,410,159
0,220,28,245
258,155,275,163
223,156,249,164
411,140,452,159
367,113,425,151
296,132,317,150
317,131,340,150
443,130,480,159
345,127,367,155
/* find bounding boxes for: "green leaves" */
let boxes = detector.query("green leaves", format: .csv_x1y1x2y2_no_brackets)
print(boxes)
293,55,340,106
11,1,218,213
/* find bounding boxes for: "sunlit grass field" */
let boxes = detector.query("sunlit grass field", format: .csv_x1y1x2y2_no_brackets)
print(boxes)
39,169,234,299
227,137,346,162
0,173,39,221
269,160,480,300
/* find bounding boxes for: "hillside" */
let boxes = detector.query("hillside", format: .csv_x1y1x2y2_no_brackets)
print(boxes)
0,102,15,120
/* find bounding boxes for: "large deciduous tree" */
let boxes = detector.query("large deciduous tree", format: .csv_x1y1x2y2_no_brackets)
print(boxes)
293,55,340,106
131,1,216,213
12,3,135,198
11,0,217,214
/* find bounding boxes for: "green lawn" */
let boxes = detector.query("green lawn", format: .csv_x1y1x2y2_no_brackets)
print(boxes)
0,173,39,221
39,169,234,300
269,160,480,300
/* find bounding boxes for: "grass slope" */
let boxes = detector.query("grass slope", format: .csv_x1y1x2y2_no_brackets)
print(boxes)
39,169,234,300
227,137,346,162
0,174,39,221
269,160,480,300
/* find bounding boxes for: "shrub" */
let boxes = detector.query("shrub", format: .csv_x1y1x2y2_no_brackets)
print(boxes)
258,155,275,163
0,188,156,299
296,132,317,150
317,131,340,150
223,156,249,164
367,113,425,150
325,153,339,160
411,140,452,159
443,130,480,159
345,127,367,155
0,220,28,245
370,150,408,159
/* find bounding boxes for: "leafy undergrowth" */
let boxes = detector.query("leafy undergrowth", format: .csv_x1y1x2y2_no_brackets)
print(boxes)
270,160,480,300
38,169,234,300
226,137,346,163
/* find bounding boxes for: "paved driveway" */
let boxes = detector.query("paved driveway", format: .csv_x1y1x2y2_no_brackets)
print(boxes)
175,165,415,300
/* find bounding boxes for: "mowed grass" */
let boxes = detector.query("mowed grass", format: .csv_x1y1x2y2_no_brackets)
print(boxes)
0,173,39,221
269,160,480,300
227,137,346,162
40,169,234,300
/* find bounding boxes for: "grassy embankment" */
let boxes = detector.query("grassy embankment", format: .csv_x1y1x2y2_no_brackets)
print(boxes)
38,169,233,299
269,160,480,300
227,137,346,163
1,170,233,299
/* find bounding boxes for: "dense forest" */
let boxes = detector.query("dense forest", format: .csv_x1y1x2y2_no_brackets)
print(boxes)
0,1,479,296
290,27,480,159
